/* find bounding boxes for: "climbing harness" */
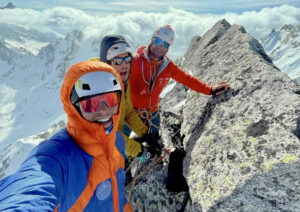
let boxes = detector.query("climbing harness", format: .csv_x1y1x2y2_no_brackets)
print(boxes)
137,104,162,132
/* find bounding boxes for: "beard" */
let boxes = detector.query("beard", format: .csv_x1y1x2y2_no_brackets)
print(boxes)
150,45,166,59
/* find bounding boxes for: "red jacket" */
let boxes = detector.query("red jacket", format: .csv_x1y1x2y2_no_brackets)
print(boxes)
130,46,212,113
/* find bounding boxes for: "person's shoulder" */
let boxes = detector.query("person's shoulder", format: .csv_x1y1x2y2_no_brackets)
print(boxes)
164,56,179,71
137,46,146,54
134,46,147,59
164,55,174,63
88,57,100,61
29,128,80,159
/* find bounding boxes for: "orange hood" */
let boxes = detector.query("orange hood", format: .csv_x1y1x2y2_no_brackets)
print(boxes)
60,61,124,157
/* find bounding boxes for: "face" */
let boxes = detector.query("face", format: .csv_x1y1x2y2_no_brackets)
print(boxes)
78,92,120,129
111,53,131,82
149,39,168,60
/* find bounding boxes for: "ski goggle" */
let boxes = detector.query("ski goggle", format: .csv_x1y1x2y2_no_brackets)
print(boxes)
111,55,132,65
153,37,169,49
78,92,119,113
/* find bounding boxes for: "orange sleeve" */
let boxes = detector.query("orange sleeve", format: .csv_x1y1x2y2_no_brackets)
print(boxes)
170,62,212,95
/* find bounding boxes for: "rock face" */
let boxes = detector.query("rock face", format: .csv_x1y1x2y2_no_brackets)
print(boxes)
129,19,300,211
181,19,300,211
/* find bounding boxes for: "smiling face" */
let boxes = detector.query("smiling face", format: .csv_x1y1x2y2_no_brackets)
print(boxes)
110,53,131,82
81,106,114,129
149,39,168,60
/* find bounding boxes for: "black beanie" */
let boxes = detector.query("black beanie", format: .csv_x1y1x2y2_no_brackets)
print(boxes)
100,35,131,63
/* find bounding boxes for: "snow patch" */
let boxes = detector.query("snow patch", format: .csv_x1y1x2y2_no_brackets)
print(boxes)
5,39,49,56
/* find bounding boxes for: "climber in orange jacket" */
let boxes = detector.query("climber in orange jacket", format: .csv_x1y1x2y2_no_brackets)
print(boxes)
130,25,229,136
0,61,132,211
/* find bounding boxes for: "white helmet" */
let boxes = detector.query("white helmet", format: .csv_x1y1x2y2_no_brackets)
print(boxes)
152,25,175,46
71,71,121,104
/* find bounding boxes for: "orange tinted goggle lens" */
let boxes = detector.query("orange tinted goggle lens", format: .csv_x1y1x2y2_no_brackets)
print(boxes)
79,92,119,113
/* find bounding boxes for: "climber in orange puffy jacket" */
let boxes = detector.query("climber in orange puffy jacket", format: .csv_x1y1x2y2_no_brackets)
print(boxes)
0,61,133,212
130,25,229,136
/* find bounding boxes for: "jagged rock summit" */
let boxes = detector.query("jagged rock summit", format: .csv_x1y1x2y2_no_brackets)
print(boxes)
128,19,300,211
181,18,300,211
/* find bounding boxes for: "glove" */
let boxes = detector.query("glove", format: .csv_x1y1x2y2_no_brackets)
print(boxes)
145,137,163,157
138,148,150,164
134,132,163,157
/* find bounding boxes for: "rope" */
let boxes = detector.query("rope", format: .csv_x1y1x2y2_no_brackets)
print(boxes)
131,200,144,212
126,110,185,210
126,147,174,201
125,158,139,174
137,104,162,131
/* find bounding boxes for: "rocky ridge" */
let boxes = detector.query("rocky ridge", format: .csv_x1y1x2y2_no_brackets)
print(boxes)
129,19,300,212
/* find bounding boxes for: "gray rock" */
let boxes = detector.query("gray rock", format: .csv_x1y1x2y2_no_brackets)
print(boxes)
181,19,300,211
128,19,300,212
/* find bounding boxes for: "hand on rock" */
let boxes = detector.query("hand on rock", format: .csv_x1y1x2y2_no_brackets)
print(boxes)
211,81,229,97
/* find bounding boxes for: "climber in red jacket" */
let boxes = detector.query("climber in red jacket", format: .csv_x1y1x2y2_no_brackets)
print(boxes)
130,25,229,136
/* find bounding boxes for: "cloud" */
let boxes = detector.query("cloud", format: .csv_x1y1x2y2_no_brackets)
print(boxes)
5,0,300,13
0,5,299,59
225,5,300,39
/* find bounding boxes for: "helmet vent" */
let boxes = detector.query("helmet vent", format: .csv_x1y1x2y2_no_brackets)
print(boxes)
113,79,118,85
82,84,91,90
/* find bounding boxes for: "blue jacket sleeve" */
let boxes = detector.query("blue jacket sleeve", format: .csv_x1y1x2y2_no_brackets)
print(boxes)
0,141,67,211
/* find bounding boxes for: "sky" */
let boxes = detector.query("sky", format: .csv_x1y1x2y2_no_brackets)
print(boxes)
0,2,299,60
1,0,300,14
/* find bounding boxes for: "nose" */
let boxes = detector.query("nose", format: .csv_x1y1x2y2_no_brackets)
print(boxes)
120,59,127,66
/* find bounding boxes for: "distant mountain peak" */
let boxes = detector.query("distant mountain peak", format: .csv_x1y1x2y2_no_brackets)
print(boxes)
261,23,300,83
0,2,16,9
282,24,298,31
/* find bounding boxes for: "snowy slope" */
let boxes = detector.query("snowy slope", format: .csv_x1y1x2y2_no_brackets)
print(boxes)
261,24,300,83
0,23,100,178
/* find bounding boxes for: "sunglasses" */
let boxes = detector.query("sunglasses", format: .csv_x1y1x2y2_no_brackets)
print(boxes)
111,56,132,65
153,37,169,49
79,92,119,113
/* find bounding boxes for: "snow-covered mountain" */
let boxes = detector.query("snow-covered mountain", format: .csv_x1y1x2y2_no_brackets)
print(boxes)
260,24,300,83
0,22,101,178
